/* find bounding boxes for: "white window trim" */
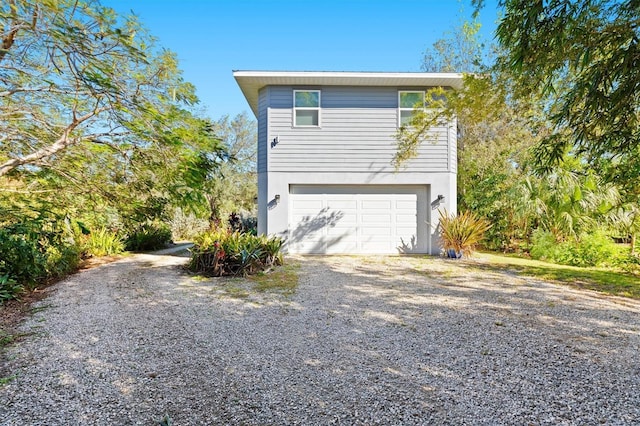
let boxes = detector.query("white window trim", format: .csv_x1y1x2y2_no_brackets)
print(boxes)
293,89,321,127
398,90,425,127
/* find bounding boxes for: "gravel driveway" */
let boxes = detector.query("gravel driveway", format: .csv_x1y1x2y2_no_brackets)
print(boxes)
1,250,639,425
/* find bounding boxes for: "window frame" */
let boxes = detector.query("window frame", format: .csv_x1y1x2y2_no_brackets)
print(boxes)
293,89,321,128
398,90,426,127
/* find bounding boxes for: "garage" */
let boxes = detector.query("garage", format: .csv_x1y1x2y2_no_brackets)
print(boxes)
288,185,429,254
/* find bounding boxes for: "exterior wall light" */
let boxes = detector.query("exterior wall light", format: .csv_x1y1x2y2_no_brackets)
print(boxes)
437,194,445,202
274,194,281,204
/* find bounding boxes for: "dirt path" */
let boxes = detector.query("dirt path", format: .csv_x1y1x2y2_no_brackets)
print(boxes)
1,253,639,425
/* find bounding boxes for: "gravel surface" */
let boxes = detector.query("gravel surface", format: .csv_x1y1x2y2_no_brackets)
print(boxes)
1,251,639,425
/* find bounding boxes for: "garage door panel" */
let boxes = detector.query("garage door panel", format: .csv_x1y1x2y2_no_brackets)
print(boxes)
294,241,326,253
326,241,359,254
361,200,392,209
396,214,417,223
361,226,392,236
396,200,417,209
363,241,394,251
292,199,323,210
289,186,424,254
327,212,357,225
327,227,358,238
361,214,392,224
327,200,358,209
362,236,396,244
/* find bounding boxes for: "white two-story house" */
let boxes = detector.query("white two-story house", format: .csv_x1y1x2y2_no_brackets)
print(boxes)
234,71,461,255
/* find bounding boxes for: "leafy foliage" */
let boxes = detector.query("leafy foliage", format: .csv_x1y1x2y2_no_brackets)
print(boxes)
0,274,23,303
438,210,491,256
530,229,622,268
170,207,209,241
188,229,283,277
205,113,257,226
0,218,80,290
400,17,636,261
0,0,231,296
125,222,172,252
491,0,640,179
81,228,125,257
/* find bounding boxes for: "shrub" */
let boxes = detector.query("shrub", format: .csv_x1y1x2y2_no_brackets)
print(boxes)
0,274,23,302
228,212,258,235
81,227,125,257
613,252,640,273
0,223,48,285
170,208,209,240
188,229,283,277
559,231,618,267
529,229,559,262
125,222,172,251
0,220,81,295
438,210,491,257
530,229,620,267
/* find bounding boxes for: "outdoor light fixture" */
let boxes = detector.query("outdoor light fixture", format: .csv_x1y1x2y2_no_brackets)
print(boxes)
437,194,445,202
274,194,281,204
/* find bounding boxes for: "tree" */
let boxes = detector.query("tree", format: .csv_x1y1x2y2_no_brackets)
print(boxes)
0,0,205,177
394,19,549,249
485,0,640,175
421,20,487,73
205,112,257,226
0,0,227,229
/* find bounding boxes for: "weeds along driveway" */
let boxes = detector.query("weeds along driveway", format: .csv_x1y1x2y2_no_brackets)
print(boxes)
1,253,639,425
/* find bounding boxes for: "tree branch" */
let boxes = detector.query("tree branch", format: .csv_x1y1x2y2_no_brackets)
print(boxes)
0,106,109,176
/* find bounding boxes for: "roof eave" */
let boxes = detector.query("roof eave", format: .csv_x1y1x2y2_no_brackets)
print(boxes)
233,71,465,116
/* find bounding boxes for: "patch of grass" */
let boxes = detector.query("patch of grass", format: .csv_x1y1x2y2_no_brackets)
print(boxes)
477,252,640,298
0,375,16,386
249,262,300,297
0,330,17,387
0,330,14,348
221,286,250,299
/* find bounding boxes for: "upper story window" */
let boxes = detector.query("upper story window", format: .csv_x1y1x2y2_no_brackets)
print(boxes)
398,91,425,126
294,90,320,127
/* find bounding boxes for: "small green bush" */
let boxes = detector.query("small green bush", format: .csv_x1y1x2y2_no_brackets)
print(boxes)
0,274,23,302
613,252,640,273
125,222,172,251
0,220,81,296
188,229,283,276
530,229,619,267
530,229,559,262
438,210,491,257
81,228,125,257
560,231,618,267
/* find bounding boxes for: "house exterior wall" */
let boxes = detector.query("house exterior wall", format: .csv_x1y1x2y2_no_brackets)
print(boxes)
265,86,451,173
256,84,457,255
257,87,269,235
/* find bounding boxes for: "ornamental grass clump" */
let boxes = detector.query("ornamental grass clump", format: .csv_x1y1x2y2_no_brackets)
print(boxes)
188,229,283,277
438,210,491,257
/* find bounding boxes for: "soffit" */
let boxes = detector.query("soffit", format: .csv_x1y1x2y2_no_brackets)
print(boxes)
233,71,464,115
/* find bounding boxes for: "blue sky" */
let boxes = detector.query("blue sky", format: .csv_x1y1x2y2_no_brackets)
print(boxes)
102,0,500,120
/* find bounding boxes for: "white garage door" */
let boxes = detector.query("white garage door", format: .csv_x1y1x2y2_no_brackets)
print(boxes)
288,185,427,254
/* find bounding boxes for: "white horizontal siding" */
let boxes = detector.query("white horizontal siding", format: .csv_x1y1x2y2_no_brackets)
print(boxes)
265,85,453,173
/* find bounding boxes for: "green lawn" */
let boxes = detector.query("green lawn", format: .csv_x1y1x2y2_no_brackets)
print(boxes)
475,252,640,299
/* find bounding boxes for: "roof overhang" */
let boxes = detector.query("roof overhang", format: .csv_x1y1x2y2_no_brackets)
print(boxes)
233,70,464,116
